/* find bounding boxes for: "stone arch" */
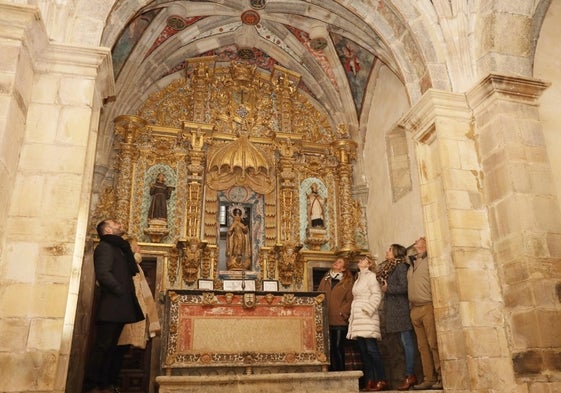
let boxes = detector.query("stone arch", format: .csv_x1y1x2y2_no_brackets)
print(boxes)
472,0,550,78
534,0,561,207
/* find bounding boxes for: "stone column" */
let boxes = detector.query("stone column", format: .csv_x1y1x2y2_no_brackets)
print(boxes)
400,88,515,391
467,74,561,390
0,4,115,393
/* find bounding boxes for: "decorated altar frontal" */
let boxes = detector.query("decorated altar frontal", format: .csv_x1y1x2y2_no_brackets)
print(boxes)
157,289,362,392
161,290,329,374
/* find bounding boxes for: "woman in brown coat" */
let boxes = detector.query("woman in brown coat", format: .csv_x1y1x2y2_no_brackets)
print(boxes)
318,257,354,371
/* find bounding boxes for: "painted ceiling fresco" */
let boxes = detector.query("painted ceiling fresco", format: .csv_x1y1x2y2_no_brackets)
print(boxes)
110,3,377,118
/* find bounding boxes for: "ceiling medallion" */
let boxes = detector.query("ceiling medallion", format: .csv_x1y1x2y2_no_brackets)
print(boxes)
241,10,260,25
310,37,328,51
166,15,187,31
237,47,254,60
250,0,266,10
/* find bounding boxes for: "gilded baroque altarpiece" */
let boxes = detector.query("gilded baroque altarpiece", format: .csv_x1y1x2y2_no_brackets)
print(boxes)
92,57,367,293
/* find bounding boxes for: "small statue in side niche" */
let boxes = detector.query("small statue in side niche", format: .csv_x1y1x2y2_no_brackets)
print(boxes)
148,173,175,221
307,182,326,229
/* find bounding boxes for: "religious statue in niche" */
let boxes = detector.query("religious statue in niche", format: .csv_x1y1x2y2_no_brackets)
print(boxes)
307,182,326,228
144,172,175,243
226,207,251,271
148,173,175,220
305,182,329,251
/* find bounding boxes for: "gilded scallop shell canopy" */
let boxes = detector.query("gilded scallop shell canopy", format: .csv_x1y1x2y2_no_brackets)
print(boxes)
206,135,274,194
208,135,270,176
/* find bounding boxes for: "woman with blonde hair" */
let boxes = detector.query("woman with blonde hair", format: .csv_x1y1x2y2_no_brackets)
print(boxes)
347,254,388,391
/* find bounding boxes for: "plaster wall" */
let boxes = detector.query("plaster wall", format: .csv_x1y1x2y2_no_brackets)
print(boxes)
363,65,424,259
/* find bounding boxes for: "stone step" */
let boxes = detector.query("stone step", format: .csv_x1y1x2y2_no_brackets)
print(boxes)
359,388,443,392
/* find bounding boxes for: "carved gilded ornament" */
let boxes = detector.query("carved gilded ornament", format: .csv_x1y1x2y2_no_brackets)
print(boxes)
179,238,204,285
138,61,332,144
206,135,275,194
276,243,303,287
91,186,116,232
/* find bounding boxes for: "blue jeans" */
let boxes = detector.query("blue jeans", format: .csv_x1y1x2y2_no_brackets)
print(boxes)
401,329,416,376
356,337,386,382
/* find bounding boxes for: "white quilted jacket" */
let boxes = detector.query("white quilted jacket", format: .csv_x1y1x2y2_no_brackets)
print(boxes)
346,268,382,340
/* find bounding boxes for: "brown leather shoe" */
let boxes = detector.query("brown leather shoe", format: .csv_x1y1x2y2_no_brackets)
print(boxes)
397,374,417,390
372,380,389,391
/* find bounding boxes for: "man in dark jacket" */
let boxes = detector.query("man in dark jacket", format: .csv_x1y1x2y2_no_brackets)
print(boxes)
83,219,145,393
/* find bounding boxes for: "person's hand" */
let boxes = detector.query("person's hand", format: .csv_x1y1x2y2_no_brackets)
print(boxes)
381,280,388,293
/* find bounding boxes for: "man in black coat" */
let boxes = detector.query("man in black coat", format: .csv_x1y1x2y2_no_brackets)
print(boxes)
83,219,145,393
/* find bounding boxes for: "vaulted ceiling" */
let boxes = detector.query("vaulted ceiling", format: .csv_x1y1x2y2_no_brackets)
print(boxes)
100,0,433,137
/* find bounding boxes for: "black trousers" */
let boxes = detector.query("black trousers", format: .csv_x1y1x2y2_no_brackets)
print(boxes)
83,321,125,391
329,325,348,371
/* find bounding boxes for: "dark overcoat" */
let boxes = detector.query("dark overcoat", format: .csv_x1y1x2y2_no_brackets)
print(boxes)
93,241,144,323
384,262,413,333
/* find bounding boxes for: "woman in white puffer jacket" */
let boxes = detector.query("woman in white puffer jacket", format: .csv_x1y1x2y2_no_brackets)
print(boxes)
347,255,389,391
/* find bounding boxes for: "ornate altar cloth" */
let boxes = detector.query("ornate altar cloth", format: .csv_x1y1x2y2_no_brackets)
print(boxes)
161,290,329,374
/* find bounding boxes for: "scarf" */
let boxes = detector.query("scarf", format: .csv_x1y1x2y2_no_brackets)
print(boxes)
375,257,404,284
100,234,139,275
329,271,343,280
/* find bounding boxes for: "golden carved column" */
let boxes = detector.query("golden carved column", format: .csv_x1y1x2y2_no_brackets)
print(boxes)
276,137,300,243
331,137,357,252
183,122,211,240
113,115,145,228
176,122,211,287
